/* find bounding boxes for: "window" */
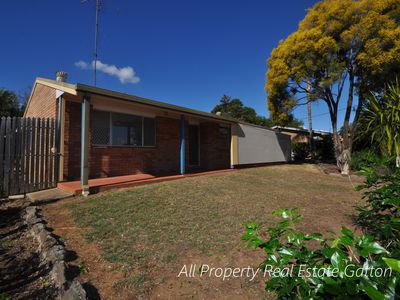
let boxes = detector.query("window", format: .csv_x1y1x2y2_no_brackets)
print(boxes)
92,110,155,147
93,110,110,145
112,113,142,146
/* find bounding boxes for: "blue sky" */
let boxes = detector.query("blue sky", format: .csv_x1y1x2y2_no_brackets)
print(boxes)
1,0,342,131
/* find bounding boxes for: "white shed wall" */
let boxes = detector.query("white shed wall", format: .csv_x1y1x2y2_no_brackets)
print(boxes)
237,123,291,165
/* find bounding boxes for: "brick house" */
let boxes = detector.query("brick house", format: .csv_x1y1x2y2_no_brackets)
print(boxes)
25,74,290,195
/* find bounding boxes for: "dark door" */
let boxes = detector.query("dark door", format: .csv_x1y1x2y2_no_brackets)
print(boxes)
189,125,199,166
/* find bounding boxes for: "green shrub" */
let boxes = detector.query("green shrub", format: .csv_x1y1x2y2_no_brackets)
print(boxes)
355,171,400,253
350,150,395,173
242,209,399,299
292,142,310,161
0,293,11,300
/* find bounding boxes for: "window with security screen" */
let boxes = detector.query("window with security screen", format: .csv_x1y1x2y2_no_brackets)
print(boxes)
92,110,110,145
92,110,155,147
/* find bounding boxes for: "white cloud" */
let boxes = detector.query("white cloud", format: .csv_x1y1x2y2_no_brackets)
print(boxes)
74,60,140,84
74,60,89,69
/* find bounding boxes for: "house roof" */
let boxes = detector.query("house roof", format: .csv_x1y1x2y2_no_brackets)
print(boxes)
271,126,331,135
31,78,237,123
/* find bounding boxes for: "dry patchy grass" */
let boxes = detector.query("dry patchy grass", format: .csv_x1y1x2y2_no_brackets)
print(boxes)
55,164,363,299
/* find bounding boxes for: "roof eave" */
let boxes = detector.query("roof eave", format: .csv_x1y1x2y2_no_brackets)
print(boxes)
36,78,78,95
31,77,237,123
75,83,237,123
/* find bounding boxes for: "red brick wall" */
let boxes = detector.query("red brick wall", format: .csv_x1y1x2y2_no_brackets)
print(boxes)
90,116,181,178
63,101,230,180
63,101,81,180
200,122,231,170
24,83,57,119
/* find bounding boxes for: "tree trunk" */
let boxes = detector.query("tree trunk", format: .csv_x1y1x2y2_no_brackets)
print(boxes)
332,124,348,174
396,155,400,168
338,131,352,175
333,130,351,175
307,83,314,159
337,68,355,175
337,149,351,175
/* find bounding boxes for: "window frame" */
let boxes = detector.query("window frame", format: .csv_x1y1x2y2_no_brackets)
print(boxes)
92,109,156,148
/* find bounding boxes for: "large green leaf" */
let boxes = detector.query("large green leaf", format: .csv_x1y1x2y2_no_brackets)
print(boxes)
341,227,354,240
360,279,385,300
359,240,388,257
383,257,400,272
331,251,346,272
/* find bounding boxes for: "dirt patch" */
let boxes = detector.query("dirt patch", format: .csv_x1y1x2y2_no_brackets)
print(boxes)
42,200,147,300
0,204,57,300
43,201,269,299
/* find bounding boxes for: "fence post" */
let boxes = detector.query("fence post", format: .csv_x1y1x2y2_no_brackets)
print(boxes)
0,117,6,196
40,118,45,190
43,118,49,189
30,118,36,193
4,117,12,196
34,118,40,190
24,118,31,193
49,119,55,187
14,117,20,194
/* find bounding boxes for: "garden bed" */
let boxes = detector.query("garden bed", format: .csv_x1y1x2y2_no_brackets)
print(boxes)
0,204,57,300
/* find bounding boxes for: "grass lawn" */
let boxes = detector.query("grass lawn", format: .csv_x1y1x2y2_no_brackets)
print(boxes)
43,164,363,299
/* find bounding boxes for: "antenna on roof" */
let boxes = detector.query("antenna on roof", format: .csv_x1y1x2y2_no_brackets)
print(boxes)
82,0,102,86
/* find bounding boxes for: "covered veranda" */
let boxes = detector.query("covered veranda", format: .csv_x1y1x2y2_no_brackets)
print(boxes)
50,80,238,196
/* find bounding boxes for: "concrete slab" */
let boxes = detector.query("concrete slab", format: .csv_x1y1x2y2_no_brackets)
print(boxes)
8,194,25,200
27,188,73,204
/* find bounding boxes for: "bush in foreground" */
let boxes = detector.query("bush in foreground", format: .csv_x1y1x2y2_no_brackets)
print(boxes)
242,209,399,299
355,171,400,254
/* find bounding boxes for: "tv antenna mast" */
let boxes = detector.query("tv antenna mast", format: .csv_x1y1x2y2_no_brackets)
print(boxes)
82,0,102,86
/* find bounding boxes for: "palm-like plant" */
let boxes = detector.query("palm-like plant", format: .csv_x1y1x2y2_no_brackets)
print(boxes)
364,80,400,168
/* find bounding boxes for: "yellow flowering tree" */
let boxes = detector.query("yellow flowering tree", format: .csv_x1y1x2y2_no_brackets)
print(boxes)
266,0,400,174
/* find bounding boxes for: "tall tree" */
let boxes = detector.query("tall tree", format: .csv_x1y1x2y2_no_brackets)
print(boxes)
266,0,400,174
0,89,20,117
219,94,231,113
211,95,303,128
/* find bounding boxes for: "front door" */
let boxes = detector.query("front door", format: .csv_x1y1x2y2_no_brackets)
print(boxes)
189,125,200,166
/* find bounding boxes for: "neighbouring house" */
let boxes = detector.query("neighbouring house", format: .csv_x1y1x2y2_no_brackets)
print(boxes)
272,126,332,143
24,73,291,195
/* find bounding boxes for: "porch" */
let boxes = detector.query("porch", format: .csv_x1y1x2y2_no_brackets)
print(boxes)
61,94,235,196
58,169,235,195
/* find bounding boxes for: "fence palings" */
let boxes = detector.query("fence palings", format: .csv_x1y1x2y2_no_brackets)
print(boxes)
0,117,57,197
